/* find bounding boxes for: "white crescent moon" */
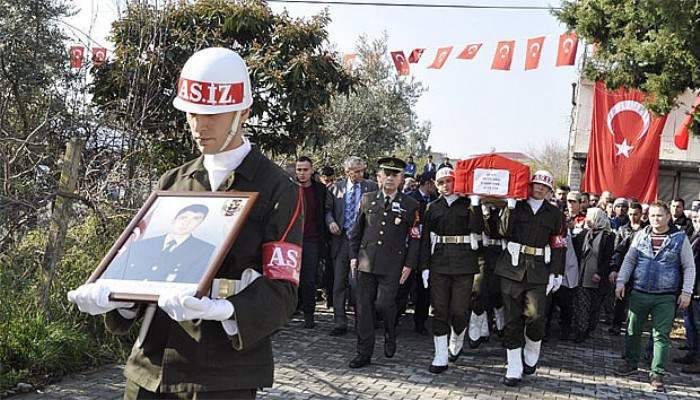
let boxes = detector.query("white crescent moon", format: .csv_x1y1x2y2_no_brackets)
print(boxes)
500,45,510,58
72,49,82,57
563,38,575,54
606,100,650,140
530,43,541,57
396,54,405,64
467,45,479,54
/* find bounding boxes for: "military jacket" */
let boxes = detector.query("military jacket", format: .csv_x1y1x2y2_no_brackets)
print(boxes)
349,191,420,276
105,147,302,392
495,199,565,284
419,196,482,275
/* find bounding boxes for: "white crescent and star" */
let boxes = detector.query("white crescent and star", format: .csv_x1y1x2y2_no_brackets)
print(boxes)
607,100,650,158
529,43,541,57
500,44,511,59
563,37,575,54
467,45,479,55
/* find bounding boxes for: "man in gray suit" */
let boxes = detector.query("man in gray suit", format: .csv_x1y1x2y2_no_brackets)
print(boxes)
326,156,378,336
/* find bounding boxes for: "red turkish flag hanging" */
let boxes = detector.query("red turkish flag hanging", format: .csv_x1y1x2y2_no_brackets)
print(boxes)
556,33,578,66
390,51,410,76
582,82,668,203
456,43,482,60
428,47,453,69
69,45,84,69
408,48,425,63
92,47,107,66
342,53,356,69
491,41,515,70
674,95,700,150
524,36,545,71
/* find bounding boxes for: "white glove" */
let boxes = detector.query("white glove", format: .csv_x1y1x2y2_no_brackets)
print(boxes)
421,269,430,289
67,281,134,316
506,198,517,209
158,288,234,322
469,195,481,206
546,274,563,295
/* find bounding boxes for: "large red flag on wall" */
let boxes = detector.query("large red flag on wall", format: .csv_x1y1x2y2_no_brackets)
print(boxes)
583,82,668,203
491,41,515,70
524,36,545,70
556,33,578,66
390,51,410,76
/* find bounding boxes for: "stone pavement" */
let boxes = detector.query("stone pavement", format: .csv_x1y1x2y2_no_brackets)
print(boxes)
12,308,700,400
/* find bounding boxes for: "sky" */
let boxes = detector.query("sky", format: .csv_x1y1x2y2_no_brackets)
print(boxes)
65,0,580,159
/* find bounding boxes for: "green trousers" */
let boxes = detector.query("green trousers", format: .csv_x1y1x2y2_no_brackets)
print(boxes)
624,290,676,376
124,380,256,399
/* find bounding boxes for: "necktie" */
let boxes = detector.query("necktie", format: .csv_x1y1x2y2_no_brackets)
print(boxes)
423,194,430,203
384,196,391,212
163,240,176,253
344,183,360,233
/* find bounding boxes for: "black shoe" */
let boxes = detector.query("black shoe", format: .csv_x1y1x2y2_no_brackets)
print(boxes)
384,333,396,358
496,329,504,338
502,377,521,387
415,325,429,336
448,349,463,362
523,363,537,375
480,336,490,344
614,364,638,376
673,354,697,365
303,314,315,329
349,354,371,368
329,327,347,336
429,364,448,374
468,339,481,349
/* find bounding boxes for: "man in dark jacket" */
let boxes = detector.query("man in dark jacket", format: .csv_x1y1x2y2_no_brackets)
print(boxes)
681,211,700,373
295,156,328,328
68,48,302,399
671,198,695,238
348,157,420,368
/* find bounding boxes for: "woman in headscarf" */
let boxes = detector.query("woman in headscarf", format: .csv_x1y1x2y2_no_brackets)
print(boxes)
573,207,616,343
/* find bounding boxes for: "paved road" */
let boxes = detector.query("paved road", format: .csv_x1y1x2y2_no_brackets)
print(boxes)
12,308,700,399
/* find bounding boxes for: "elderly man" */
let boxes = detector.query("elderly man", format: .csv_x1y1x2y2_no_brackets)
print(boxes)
326,156,378,336
69,47,302,399
615,202,695,392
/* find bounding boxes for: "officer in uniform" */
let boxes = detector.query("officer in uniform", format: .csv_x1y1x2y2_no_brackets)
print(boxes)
420,167,483,374
494,170,565,386
468,202,507,347
68,48,302,399
348,157,420,368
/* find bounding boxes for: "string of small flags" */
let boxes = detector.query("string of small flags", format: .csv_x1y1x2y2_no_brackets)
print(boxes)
69,45,108,68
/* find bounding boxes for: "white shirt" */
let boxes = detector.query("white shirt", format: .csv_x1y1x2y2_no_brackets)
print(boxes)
202,137,252,191
527,197,544,214
444,194,459,206
161,234,189,251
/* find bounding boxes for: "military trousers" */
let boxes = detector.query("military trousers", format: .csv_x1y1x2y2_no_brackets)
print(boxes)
124,380,256,399
430,272,474,336
471,246,502,315
356,271,399,357
395,269,430,331
332,238,357,328
501,277,547,349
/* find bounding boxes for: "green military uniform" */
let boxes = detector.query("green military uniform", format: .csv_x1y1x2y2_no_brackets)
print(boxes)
477,205,507,332
350,190,420,359
495,199,565,350
105,147,302,396
420,196,482,339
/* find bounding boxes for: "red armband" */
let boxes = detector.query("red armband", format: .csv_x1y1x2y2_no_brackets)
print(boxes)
262,241,301,285
409,211,421,239
549,234,567,249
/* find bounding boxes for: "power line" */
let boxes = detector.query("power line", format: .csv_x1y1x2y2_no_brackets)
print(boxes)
265,0,560,10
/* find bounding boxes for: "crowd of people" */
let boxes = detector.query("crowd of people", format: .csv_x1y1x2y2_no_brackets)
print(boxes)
294,154,700,393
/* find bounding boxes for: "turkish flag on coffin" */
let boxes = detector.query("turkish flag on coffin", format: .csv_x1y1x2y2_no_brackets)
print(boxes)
455,154,531,199
390,51,410,76
524,36,545,70
582,82,668,203
491,41,515,70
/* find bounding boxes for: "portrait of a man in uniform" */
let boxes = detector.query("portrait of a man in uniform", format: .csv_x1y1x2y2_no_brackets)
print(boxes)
102,204,216,284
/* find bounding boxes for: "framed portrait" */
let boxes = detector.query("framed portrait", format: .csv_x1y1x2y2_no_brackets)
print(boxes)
87,191,258,303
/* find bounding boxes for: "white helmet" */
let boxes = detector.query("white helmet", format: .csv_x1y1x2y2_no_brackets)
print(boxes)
173,47,253,114
531,170,554,190
435,167,454,182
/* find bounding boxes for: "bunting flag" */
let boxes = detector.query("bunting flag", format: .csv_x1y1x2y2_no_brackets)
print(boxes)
342,53,356,69
674,95,700,150
92,47,107,66
390,51,410,76
69,45,85,69
491,40,515,70
456,43,482,60
556,33,578,66
524,36,545,71
428,47,453,69
408,48,425,63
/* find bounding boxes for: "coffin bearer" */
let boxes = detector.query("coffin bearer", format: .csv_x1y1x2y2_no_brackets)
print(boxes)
348,157,421,368
421,167,483,374
495,170,566,386
68,47,303,399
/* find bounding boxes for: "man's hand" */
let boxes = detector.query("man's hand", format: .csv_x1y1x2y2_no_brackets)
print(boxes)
158,288,234,322
546,274,562,295
350,258,358,279
592,274,601,284
615,285,625,301
609,271,618,285
399,267,412,285
421,269,430,289
329,222,341,236
67,281,134,315
678,293,692,310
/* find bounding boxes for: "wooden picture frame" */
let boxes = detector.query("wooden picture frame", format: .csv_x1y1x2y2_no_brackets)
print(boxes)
87,191,258,303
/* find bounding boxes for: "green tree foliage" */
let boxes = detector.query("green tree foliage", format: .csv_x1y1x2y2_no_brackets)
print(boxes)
90,0,354,175
555,0,700,131
310,34,431,171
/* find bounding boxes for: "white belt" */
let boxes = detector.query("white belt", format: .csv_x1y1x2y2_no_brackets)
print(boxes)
434,235,471,244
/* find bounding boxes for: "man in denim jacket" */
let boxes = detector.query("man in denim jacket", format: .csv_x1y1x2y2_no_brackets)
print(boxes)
615,202,695,392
